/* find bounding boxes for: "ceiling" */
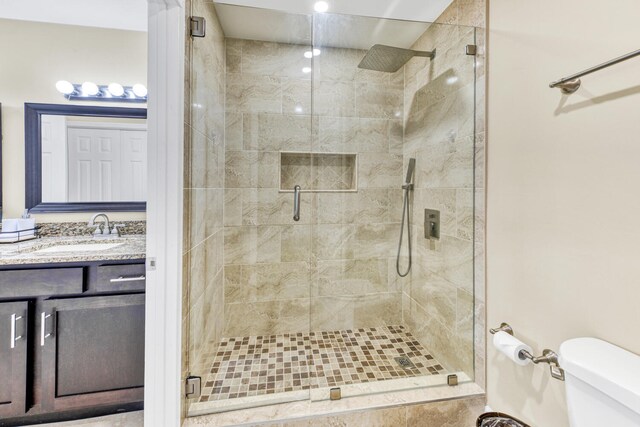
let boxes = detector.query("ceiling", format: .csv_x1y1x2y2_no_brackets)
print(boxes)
215,0,453,23
0,0,148,32
214,0,454,51
0,0,451,46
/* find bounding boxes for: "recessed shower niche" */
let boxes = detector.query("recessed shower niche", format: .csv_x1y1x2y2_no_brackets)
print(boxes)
279,152,357,192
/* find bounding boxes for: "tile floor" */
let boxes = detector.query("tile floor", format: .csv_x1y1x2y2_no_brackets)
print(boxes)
198,325,446,402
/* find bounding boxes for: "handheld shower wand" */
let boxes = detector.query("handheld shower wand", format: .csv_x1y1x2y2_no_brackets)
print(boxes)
396,159,415,277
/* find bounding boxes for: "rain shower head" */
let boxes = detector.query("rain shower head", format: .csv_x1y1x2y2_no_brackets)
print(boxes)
358,44,435,73
405,158,416,184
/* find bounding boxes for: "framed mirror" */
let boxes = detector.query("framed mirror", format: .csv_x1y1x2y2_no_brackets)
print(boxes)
25,103,147,213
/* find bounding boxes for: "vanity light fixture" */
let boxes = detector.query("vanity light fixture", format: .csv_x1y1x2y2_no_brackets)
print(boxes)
55,81,147,103
314,1,329,13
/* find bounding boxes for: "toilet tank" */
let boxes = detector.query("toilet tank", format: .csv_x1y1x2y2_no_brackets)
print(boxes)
559,338,640,427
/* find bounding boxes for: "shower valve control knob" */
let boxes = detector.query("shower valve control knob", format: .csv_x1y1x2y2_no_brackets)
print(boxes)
424,209,440,240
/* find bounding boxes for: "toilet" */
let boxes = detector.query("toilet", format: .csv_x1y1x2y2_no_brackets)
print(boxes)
560,337,640,426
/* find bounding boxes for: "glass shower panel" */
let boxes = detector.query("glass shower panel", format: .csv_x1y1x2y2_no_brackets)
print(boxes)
184,2,314,415
310,13,477,398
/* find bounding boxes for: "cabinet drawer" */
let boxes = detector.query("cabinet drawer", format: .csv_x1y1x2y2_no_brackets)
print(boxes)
0,268,84,298
97,264,146,292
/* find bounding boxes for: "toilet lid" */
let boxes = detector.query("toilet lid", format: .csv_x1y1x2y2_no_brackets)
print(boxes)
560,337,640,415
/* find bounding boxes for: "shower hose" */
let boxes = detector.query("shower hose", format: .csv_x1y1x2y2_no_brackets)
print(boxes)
396,184,412,277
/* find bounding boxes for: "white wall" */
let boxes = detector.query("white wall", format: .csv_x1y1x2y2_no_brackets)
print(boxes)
0,18,147,221
487,1,640,425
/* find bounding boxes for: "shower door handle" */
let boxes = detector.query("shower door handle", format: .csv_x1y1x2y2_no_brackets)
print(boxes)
293,185,301,222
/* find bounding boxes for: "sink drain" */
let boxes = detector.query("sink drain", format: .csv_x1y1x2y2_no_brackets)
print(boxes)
394,356,415,369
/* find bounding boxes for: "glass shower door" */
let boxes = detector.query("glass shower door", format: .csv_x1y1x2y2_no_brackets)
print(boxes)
184,1,315,415
308,12,478,399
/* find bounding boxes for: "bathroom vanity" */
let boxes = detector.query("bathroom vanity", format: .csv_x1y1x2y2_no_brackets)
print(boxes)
0,235,146,426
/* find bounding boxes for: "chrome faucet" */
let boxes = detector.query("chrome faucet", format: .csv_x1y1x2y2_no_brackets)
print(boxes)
88,213,124,238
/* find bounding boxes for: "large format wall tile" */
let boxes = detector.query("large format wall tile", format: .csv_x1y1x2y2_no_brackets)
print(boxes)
314,259,389,296
225,151,279,189
316,117,390,153
356,82,404,119
358,153,403,188
224,262,310,303
242,113,312,152
317,189,390,224
312,80,356,117
226,73,283,114
225,298,311,337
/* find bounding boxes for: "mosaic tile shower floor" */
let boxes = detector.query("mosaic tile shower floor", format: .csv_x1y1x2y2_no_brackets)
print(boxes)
198,325,446,402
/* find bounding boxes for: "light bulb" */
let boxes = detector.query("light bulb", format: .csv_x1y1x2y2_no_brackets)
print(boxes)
55,80,75,95
304,51,313,59
313,48,321,56
302,67,312,74
108,83,125,97
81,82,99,96
132,84,147,97
314,1,329,13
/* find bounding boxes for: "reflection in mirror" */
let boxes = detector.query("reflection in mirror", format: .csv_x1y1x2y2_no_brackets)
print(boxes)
40,115,147,203
25,103,146,213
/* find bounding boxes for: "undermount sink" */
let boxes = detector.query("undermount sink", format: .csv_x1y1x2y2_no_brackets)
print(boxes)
33,242,124,254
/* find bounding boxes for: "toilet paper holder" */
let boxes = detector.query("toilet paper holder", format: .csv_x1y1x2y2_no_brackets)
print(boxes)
490,322,565,381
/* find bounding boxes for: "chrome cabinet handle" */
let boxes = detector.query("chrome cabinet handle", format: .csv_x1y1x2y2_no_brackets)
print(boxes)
293,185,301,222
110,275,146,283
40,312,53,346
10,314,23,349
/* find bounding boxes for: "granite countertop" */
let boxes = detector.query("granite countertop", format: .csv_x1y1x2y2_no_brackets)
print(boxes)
0,235,146,265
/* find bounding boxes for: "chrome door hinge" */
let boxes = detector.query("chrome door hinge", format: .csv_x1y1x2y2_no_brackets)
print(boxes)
466,44,477,56
190,16,206,38
185,376,201,398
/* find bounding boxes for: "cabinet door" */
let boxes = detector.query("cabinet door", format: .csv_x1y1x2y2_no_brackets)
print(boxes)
41,294,144,411
0,301,29,418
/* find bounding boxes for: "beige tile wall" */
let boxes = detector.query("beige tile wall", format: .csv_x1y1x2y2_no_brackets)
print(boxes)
310,41,405,333
181,0,486,408
222,38,406,337
400,0,486,381
181,1,487,423
223,38,313,337
182,0,227,409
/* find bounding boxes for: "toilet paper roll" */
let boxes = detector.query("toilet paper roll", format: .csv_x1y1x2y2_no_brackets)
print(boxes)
493,331,532,366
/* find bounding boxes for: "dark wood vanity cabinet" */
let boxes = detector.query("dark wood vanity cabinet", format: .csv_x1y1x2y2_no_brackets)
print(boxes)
41,294,145,412
0,301,29,418
0,260,145,425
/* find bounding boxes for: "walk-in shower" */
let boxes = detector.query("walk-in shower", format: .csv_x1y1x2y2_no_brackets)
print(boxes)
183,1,478,417
396,158,415,277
